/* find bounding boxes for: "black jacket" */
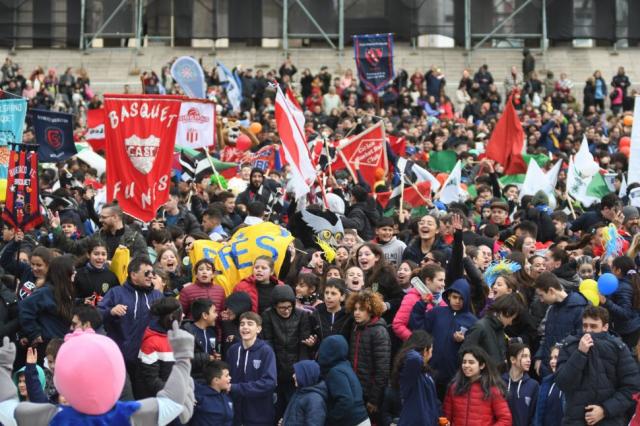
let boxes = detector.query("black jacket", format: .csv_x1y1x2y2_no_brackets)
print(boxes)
349,317,391,407
343,200,380,241
311,304,352,342
365,267,404,324
157,205,202,235
261,286,312,382
556,332,640,425
74,264,120,301
461,314,507,372
0,283,18,339
182,320,218,381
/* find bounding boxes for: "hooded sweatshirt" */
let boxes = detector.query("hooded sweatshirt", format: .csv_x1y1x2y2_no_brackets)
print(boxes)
282,360,328,426
191,382,234,426
501,372,540,426
398,349,441,426
317,335,369,426
409,279,478,386
226,338,277,426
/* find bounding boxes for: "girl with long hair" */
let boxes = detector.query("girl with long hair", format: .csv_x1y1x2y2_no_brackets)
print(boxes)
443,346,512,425
502,342,539,426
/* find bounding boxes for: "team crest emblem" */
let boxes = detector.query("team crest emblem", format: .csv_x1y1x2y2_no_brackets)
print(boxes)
101,283,110,293
46,127,63,149
253,359,262,369
124,134,160,174
365,48,382,67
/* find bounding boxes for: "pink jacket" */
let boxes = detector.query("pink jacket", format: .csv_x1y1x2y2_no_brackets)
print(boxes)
392,288,447,341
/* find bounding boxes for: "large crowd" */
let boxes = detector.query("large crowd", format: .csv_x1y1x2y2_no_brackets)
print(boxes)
1,49,640,426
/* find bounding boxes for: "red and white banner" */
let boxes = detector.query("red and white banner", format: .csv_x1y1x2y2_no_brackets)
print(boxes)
104,94,183,222
275,84,316,199
332,121,388,189
175,101,216,149
86,108,106,152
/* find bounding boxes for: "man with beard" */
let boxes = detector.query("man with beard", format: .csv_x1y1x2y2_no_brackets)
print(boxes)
236,168,275,212
621,206,639,239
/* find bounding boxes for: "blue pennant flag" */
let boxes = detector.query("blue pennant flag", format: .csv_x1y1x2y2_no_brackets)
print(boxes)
171,56,206,99
353,33,395,92
216,61,243,112
32,110,76,163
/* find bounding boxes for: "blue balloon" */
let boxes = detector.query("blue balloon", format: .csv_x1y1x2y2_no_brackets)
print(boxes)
597,273,619,296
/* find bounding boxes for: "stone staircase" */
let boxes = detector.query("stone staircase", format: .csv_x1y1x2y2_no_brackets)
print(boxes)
7,45,640,96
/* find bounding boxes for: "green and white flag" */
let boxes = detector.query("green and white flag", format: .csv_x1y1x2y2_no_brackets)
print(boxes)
438,160,466,204
520,159,562,208
567,136,610,207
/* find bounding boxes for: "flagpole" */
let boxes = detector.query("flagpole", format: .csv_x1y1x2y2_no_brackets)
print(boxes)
565,192,577,220
324,137,334,178
203,149,224,191
398,172,406,223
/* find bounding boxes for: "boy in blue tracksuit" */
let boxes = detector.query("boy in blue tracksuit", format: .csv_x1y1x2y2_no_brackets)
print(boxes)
409,278,478,399
190,360,234,426
226,311,277,426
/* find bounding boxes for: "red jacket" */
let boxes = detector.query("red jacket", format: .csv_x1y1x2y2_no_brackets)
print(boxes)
392,288,447,341
179,281,226,319
443,382,512,426
233,275,284,313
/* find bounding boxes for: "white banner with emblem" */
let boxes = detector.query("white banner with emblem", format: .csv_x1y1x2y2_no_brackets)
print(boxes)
175,101,216,149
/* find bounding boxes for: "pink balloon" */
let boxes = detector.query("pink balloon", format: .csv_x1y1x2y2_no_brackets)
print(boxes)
619,137,631,148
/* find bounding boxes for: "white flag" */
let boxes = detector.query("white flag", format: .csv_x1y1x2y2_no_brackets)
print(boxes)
520,160,561,208
397,157,441,192
438,161,466,204
628,97,640,184
174,102,215,149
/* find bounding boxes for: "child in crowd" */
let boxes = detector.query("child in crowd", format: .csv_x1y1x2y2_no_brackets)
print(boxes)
345,265,365,293
347,290,391,423
392,330,440,426
281,360,328,426
295,273,322,313
226,311,277,426
533,344,564,426
409,278,477,399
324,265,343,281
179,258,226,319
317,335,370,426
443,346,512,426
182,298,220,381
190,360,234,426
74,239,119,304
234,256,284,314
393,264,447,341
502,342,539,426
219,291,252,355
23,338,63,404
13,364,46,402
1,244,52,299
374,217,407,267
312,279,350,342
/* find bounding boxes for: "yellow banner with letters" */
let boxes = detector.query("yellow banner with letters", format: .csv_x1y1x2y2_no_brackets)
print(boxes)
189,222,294,295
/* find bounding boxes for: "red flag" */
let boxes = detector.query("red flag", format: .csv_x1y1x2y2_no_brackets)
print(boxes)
332,122,388,189
388,134,406,157
104,94,183,222
485,96,527,175
86,109,106,152
376,181,431,209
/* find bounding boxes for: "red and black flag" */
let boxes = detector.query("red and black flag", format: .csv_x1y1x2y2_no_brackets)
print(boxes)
2,143,43,231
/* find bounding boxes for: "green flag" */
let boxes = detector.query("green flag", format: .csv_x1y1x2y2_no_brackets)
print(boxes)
429,150,458,173
586,172,610,199
499,174,526,186
523,153,550,168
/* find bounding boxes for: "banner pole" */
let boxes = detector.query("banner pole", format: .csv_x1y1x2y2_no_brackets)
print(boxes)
203,149,224,191
398,172,405,223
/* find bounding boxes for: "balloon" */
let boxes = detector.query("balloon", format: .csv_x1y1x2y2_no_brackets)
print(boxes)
249,122,263,134
619,136,631,148
620,146,630,158
236,134,252,151
579,279,600,306
623,115,634,127
597,273,619,296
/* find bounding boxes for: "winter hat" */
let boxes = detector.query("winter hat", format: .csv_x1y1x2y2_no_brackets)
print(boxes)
271,285,296,306
532,190,549,206
623,206,639,223
225,291,252,316
293,360,321,388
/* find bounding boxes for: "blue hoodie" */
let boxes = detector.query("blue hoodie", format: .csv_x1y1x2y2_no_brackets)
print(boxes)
98,281,164,362
398,349,441,426
501,372,539,426
18,283,70,341
226,338,277,426
409,278,478,386
282,360,328,426
190,382,234,426
317,335,369,426
533,374,564,426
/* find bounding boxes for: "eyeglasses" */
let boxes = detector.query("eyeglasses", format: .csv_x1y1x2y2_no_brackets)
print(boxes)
276,305,294,312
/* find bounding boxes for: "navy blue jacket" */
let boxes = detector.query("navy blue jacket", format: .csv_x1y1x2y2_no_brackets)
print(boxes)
402,236,451,264
190,382,234,426
282,381,328,426
317,335,369,426
18,283,70,341
97,281,163,362
535,291,587,368
533,374,564,426
409,279,477,386
398,349,441,426
502,372,539,426
603,277,640,336
226,338,277,426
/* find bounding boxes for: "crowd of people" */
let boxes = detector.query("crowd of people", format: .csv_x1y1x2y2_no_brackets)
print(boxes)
1,48,640,426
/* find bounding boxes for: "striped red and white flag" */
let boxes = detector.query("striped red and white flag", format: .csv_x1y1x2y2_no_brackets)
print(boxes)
275,84,316,199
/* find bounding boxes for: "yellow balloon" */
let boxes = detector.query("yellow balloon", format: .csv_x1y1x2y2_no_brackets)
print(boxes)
579,279,600,306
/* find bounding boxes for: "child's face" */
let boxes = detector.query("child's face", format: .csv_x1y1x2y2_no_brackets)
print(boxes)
343,234,356,249
578,263,594,280
549,348,560,372
296,282,312,297
89,246,108,269
159,250,178,273
239,318,261,341
448,292,464,311
353,302,372,324
196,263,214,284
253,260,272,282
357,246,378,271
491,277,512,299
345,267,364,291
511,348,531,372
426,271,446,294
336,247,349,264
324,287,344,310
203,305,218,326
61,223,77,238
376,225,394,243
212,369,232,392
461,353,483,379
46,354,56,374
326,268,342,280
17,374,27,397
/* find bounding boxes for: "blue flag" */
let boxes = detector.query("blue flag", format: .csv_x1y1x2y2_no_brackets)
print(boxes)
32,110,76,163
171,56,206,99
216,61,243,112
353,33,395,92
0,97,27,202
